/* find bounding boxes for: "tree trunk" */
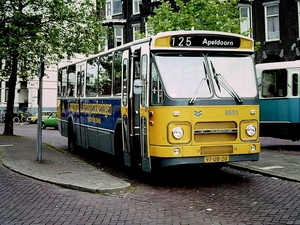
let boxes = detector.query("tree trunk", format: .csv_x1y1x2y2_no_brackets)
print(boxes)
3,52,18,136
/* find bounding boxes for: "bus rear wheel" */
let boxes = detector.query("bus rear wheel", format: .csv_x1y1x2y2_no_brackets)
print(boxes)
68,125,77,153
68,135,77,152
114,126,124,168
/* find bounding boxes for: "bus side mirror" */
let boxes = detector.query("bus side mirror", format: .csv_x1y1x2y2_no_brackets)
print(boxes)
133,79,145,95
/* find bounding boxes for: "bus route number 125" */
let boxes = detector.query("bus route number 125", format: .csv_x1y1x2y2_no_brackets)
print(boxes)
171,36,192,47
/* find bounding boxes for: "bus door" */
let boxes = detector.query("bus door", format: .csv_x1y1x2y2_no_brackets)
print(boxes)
122,46,151,171
121,50,131,167
137,45,151,172
122,48,142,167
76,63,87,148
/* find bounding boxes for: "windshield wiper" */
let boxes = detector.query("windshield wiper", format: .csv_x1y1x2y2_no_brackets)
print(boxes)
210,61,243,104
189,62,211,105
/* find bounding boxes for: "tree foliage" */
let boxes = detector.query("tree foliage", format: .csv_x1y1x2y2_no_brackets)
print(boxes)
147,0,245,35
0,0,107,135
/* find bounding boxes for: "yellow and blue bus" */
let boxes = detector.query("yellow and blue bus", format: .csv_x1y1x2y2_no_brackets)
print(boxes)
256,60,300,141
57,30,260,172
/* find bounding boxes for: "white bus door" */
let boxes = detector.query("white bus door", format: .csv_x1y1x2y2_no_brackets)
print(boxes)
122,47,151,171
138,45,151,172
121,50,132,167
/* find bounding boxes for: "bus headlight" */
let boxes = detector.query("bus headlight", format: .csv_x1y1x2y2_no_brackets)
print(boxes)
246,124,256,137
172,127,184,139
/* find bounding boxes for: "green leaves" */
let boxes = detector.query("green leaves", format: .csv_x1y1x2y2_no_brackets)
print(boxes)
147,0,244,35
0,0,108,78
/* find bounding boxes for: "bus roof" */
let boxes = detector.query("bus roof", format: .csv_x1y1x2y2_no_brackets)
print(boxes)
256,60,300,71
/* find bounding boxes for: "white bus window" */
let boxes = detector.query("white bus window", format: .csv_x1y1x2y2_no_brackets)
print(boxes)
151,62,164,104
262,69,287,97
114,51,122,95
61,68,68,97
99,54,113,96
57,69,63,97
141,54,148,107
77,71,84,97
86,57,99,97
122,58,128,106
67,66,76,97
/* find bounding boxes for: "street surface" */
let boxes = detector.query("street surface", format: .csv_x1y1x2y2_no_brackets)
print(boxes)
1,124,300,224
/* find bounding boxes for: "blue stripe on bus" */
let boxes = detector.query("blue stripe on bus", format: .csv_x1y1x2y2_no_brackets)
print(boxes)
260,98,300,123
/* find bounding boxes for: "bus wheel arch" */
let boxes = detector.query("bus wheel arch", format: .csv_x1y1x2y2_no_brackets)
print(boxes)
114,121,124,166
67,118,77,152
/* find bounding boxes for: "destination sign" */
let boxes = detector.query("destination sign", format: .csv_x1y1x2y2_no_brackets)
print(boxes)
170,35,241,48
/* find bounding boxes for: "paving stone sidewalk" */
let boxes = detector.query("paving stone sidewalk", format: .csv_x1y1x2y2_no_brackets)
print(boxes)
230,137,300,183
0,135,130,193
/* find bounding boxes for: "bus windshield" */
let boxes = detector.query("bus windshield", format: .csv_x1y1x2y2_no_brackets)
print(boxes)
154,54,257,99
155,55,212,98
208,55,257,98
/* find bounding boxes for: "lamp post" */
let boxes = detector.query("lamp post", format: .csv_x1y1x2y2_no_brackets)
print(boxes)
36,52,44,163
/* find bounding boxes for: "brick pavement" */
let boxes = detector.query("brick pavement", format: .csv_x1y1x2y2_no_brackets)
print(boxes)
1,132,300,224
0,135,130,193
1,162,300,224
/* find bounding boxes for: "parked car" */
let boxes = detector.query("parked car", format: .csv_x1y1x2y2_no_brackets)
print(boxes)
41,112,58,130
27,111,52,124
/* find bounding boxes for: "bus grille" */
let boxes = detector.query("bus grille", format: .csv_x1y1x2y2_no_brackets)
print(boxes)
194,121,237,142
201,146,233,155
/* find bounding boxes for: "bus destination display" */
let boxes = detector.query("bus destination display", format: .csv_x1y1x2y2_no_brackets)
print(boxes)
170,35,241,48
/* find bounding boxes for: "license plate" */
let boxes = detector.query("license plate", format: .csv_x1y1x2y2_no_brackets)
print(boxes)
204,155,229,163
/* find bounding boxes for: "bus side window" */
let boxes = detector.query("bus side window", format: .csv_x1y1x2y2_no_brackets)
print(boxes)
151,63,164,104
141,54,148,107
262,69,287,97
293,74,298,96
86,57,99,97
77,71,84,97
122,58,128,106
57,69,62,97
67,65,76,97
114,51,122,95
61,68,67,97
99,54,113,96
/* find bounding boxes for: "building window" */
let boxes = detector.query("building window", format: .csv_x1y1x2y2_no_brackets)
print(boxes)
239,4,252,37
133,0,142,14
114,27,123,47
106,0,122,18
106,0,112,19
133,24,141,41
113,0,122,15
264,2,280,41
